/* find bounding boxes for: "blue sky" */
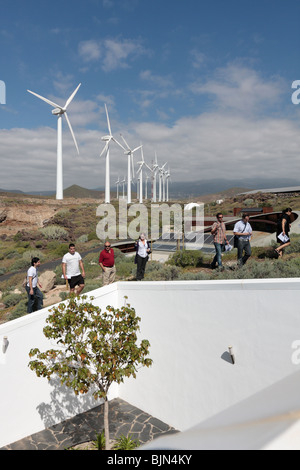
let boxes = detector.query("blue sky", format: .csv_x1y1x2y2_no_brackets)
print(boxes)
1,0,300,193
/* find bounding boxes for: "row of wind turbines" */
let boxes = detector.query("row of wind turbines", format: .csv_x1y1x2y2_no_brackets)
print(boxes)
27,83,171,203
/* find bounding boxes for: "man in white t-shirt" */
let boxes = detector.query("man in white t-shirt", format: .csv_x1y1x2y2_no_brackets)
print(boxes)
62,243,85,295
26,257,43,313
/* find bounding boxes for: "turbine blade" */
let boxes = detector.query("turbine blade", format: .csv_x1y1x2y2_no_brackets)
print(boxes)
105,104,112,136
64,112,79,154
112,137,127,151
132,145,142,153
64,83,81,109
120,134,130,150
27,89,61,109
100,141,109,157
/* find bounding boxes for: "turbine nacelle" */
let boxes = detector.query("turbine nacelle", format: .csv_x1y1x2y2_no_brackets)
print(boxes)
101,135,112,142
52,108,64,115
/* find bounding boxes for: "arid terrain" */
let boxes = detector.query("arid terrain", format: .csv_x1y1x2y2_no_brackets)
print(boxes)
1,187,300,324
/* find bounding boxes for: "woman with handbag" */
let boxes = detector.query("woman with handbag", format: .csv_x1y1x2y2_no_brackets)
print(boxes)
275,208,292,258
135,233,151,280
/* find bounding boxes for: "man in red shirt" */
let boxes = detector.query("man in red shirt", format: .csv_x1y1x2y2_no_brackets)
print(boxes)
99,241,116,286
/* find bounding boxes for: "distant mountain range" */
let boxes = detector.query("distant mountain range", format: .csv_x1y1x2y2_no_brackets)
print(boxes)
1,177,299,199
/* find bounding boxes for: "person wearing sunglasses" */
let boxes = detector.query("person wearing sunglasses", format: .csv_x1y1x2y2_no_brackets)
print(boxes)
210,213,229,270
99,242,116,286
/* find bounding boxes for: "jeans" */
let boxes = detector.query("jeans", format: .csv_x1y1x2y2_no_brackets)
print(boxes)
25,286,43,313
237,239,251,266
212,242,223,267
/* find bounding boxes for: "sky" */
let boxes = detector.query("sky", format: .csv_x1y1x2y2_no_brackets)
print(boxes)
1,0,300,193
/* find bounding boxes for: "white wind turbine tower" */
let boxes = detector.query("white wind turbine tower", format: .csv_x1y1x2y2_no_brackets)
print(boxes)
115,176,120,199
27,83,81,200
121,176,126,199
120,134,142,204
158,162,167,202
145,152,159,203
100,104,125,204
166,166,171,202
136,146,147,204
145,173,150,200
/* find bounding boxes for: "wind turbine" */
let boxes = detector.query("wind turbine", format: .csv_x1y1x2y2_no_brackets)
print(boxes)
165,167,171,202
120,134,142,204
27,83,81,200
100,104,125,204
136,146,147,204
158,162,167,202
145,152,159,203
145,173,150,200
115,176,120,199
121,176,126,199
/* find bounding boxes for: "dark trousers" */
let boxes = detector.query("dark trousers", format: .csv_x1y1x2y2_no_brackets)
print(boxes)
237,239,251,266
136,255,148,280
26,286,44,313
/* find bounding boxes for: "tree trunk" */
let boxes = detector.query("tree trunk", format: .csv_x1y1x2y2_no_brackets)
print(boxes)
104,397,110,450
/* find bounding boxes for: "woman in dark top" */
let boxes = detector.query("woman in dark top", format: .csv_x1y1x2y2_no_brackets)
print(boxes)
275,208,292,257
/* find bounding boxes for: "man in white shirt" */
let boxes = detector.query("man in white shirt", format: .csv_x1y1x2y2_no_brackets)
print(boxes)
62,243,85,295
233,213,252,267
26,257,43,313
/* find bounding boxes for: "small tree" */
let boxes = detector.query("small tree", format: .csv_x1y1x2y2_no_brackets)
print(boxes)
28,295,153,450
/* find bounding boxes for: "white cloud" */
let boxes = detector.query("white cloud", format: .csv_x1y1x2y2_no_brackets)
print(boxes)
78,40,102,62
140,70,174,88
191,64,284,113
78,37,149,71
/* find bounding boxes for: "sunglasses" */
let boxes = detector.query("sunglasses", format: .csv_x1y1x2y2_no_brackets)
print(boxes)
105,245,111,248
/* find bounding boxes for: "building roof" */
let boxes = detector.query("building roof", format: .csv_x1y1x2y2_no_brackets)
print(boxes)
240,186,300,195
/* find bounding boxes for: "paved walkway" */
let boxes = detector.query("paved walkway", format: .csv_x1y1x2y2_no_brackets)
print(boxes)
1,398,178,450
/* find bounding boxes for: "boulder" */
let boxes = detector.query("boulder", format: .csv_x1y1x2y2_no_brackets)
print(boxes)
39,271,56,293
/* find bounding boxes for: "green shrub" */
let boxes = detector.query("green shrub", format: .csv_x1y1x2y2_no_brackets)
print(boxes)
88,231,98,241
113,434,140,450
54,243,69,258
11,258,30,271
22,250,44,263
77,234,88,243
2,293,24,308
40,225,68,240
168,250,204,268
144,263,181,281
9,300,27,320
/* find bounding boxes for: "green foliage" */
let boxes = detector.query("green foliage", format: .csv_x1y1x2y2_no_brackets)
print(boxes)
40,225,69,240
167,250,204,268
77,234,88,243
112,434,140,450
2,293,24,307
144,262,181,281
28,295,153,400
94,431,106,450
8,300,28,320
22,249,44,263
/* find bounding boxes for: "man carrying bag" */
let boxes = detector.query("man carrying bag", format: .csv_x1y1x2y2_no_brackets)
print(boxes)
233,213,252,267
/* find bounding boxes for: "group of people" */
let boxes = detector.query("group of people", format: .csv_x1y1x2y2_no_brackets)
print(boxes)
210,208,292,270
25,209,293,314
25,234,152,314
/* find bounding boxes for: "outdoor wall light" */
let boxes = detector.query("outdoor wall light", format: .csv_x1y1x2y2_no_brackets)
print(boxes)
2,336,9,354
228,345,235,365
